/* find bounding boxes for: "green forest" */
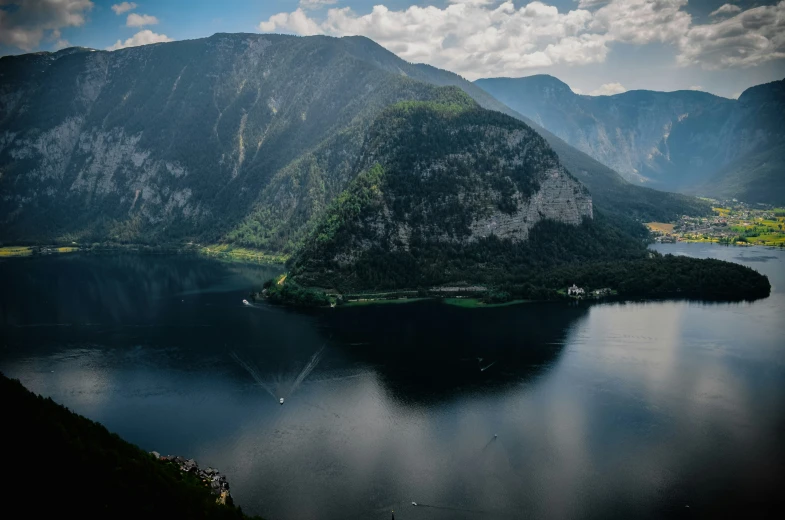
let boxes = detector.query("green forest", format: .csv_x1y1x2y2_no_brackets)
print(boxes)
266,100,770,305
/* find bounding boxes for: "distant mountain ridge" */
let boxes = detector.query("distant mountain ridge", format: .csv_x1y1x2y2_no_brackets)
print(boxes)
475,75,785,204
0,33,707,250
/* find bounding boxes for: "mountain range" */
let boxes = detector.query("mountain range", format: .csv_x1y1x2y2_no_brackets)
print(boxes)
0,33,705,250
476,75,785,204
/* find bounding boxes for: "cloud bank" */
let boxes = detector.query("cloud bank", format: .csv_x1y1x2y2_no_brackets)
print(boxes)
107,29,172,51
258,0,785,78
0,0,94,51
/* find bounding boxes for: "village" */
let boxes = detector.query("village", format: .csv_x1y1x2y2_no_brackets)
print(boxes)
152,452,233,505
647,200,785,247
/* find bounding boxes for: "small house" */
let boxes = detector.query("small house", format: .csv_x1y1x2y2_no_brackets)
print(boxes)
568,284,584,296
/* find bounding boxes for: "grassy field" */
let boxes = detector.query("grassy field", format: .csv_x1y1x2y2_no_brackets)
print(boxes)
646,222,675,233
0,246,81,257
0,246,33,257
200,245,288,264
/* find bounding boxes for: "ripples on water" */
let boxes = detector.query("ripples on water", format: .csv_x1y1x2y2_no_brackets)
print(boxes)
1,244,784,519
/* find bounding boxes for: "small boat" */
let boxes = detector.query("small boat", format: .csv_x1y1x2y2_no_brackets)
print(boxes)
242,299,251,306
279,398,284,405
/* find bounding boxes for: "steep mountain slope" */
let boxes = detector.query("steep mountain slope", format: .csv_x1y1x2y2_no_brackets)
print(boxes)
680,79,785,204
475,75,785,202
0,34,707,250
288,100,644,292
279,101,769,304
0,33,466,244
362,57,709,223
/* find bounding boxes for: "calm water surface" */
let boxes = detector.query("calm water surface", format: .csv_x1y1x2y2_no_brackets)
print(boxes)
1,244,784,519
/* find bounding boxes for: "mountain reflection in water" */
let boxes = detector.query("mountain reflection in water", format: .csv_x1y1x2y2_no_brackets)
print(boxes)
1,244,784,519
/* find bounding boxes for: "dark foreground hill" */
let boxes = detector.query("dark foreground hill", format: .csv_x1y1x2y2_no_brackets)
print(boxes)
1,373,263,520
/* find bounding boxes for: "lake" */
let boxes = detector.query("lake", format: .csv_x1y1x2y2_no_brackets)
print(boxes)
1,244,784,519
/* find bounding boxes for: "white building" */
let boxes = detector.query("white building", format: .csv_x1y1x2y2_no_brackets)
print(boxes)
568,284,585,296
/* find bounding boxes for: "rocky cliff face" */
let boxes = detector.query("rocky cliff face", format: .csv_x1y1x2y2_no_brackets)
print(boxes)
476,75,784,201
290,101,597,291
0,34,468,244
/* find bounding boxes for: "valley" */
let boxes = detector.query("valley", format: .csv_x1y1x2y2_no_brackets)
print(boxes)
648,201,785,246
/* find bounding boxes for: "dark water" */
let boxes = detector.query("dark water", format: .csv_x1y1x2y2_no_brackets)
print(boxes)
1,245,784,519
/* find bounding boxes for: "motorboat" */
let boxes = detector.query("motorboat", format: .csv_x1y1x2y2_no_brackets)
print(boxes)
242,299,251,306
279,397,284,405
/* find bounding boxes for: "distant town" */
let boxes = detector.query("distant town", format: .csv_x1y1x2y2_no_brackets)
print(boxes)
647,200,785,247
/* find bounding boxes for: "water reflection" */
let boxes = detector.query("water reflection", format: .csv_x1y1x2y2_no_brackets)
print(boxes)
1,245,784,519
320,301,588,402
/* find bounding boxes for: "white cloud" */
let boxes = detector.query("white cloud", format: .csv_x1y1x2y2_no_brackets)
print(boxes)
259,8,322,36
260,1,608,78
258,0,785,78
126,13,159,27
0,0,94,51
678,1,785,69
589,82,626,95
710,4,741,17
107,29,172,51
111,2,137,15
588,0,690,46
299,0,337,10
53,38,70,50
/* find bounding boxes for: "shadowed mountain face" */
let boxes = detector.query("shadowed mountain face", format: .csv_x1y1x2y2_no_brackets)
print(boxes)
476,75,785,204
0,34,706,250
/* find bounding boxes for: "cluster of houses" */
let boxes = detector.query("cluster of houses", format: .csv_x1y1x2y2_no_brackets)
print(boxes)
152,452,232,504
567,285,611,298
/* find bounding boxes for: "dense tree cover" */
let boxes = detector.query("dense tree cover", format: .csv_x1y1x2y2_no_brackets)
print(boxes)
292,210,646,293
288,101,607,291
263,278,332,307
518,253,770,302
2,373,263,520
277,101,768,304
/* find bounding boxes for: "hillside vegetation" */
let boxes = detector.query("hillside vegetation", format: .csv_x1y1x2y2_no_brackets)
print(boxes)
270,102,768,303
2,373,262,520
1,33,708,253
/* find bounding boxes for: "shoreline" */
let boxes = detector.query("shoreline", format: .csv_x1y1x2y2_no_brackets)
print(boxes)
0,243,287,265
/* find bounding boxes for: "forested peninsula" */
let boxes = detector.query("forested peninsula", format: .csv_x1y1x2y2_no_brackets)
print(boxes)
260,101,770,307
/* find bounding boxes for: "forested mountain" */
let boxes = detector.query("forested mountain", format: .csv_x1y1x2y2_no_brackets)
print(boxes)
0,33,706,251
476,75,785,204
287,100,643,292
275,100,768,303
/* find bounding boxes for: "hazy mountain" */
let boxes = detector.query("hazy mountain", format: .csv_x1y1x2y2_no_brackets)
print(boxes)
0,34,706,249
475,75,785,203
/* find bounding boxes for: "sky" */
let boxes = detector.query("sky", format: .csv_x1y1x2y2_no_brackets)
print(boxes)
1,1,783,98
